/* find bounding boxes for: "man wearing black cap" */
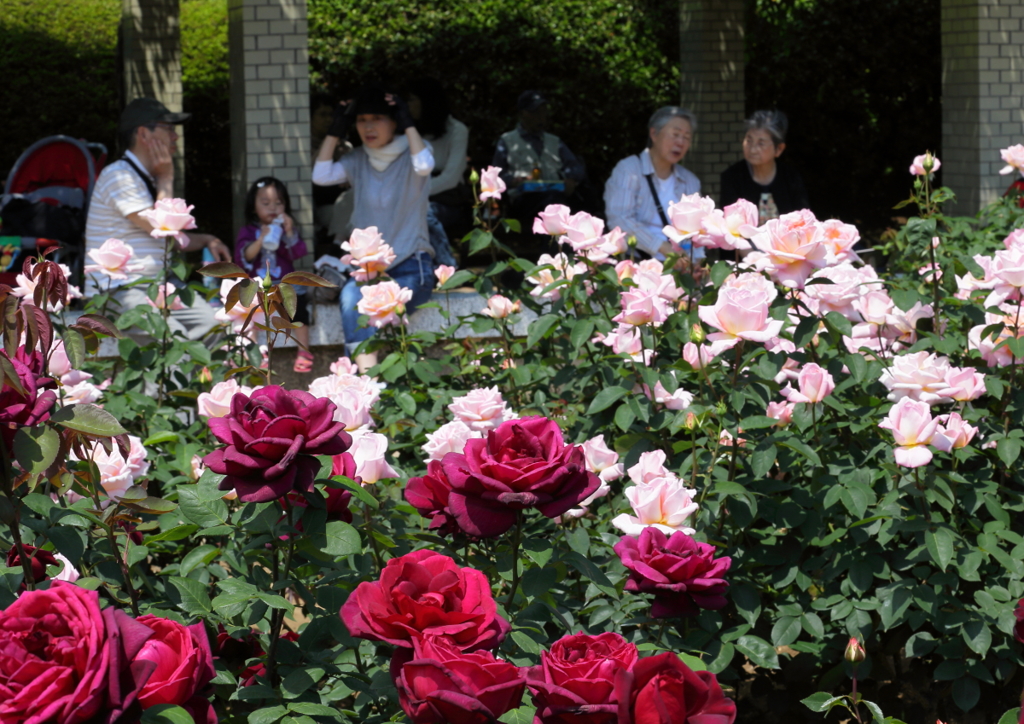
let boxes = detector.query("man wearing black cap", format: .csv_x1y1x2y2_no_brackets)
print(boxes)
85,98,230,339
491,91,588,253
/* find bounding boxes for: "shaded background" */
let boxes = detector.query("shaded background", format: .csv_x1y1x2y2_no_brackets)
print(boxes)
0,0,941,245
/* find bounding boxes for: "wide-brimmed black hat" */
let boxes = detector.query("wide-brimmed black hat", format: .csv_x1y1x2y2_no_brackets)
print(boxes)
118,98,191,132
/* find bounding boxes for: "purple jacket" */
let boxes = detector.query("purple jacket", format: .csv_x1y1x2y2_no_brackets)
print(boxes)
234,223,308,281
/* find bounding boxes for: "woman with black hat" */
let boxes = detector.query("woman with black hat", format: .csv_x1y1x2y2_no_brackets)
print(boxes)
313,83,436,370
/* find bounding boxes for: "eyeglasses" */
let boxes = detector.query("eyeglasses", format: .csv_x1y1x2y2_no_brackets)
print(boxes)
147,122,175,133
744,138,775,151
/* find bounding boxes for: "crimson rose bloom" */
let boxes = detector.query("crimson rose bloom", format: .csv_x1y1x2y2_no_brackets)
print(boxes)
441,416,600,537
6,544,58,589
134,615,216,724
203,385,351,503
615,653,736,724
0,581,156,724
527,632,639,724
0,347,57,453
391,635,526,724
341,549,510,651
406,460,460,536
1014,599,1024,644
613,528,731,618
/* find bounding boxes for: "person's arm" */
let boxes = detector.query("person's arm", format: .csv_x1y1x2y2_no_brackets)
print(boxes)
242,225,269,263
140,132,175,200
604,157,663,257
386,93,432,175
429,120,469,195
183,233,231,262
314,101,353,185
313,157,349,186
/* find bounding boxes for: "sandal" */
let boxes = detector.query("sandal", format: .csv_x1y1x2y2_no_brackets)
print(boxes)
293,351,314,373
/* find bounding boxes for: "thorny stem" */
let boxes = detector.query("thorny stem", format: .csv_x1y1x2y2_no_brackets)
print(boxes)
106,521,140,615
505,512,524,610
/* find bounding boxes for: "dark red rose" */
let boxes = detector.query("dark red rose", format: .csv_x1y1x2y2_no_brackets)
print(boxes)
615,653,735,724
441,416,600,537
134,615,216,724
1014,599,1024,645
203,385,351,503
613,528,731,618
0,347,57,453
0,581,157,724
528,632,639,724
341,549,510,651
6,545,58,589
406,460,461,535
391,635,526,724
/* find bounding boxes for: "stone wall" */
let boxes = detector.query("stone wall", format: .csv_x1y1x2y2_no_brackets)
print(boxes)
678,0,746,204
228,0,313,268
941,0,1024,213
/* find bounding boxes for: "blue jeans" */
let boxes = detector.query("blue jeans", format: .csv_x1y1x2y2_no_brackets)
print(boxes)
340,252,435,355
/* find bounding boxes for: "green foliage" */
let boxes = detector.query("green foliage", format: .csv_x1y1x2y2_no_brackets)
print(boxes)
181,0,229,98
308,0,681,182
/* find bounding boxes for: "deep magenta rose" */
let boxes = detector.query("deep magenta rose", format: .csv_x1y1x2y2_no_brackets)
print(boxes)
406,460,461,536
6,545,58,589
133,615,216,724
441,416,600,537
0,347,57,453
341,549,510,651
615,653,736,724
527,632,639,724
203,385,351,503
0,581,156,724
1014,599,1024,644
613,528,731,618
391,635,526,724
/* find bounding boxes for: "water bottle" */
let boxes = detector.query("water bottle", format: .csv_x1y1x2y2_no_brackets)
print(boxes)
263,216,284,252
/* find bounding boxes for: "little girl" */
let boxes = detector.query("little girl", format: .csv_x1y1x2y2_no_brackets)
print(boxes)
235,177,314,372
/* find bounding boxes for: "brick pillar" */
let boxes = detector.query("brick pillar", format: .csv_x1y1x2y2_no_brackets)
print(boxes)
228,0,312,269
679,0,746,203
942,0,1024,213
121,0,185,196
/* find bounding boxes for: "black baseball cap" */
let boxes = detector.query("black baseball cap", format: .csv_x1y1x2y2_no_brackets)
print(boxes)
118,98,191,132
517,90,547,113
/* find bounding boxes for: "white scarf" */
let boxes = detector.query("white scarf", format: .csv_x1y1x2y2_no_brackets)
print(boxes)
365,135,409,172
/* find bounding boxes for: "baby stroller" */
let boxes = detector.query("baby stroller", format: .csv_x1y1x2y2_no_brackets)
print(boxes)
0,135,107,287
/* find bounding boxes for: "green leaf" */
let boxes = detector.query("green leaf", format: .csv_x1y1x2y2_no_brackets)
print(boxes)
751,441,777,478
735,634,780,669
180,544,219,576
323,521,361,557
997,438,1021,468
498,706,536,724
287,703,339,717
146,524,199,543
439,269,476,290
522,567,558,598
523,538,553,567
614,403,636,432
142,431,179,446
394,391,417,416
709,261,732,288
527,314,560,348
141,705,196,724
169,576,213,616
570,318,595,350
329,475,378,510
963,619,992,657
779,437,821,466
49,404,127,437
13,425,60,476
177,485,230,528
824,311,853,336
281,667,325,698
801,692,845,713
952,676,980,712
563,551,616,596
248,706,288,724
587,386,629,414
565,527,590,557
998,709,1021,724
511,629,542,654
925,527,954,571
771,616,801,647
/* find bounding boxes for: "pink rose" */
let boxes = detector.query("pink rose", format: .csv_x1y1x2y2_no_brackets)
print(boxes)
423,420,481,461
766,400,795,426
781,363,835,403
748,210,829,288
698,274,783,353
663,193,716,245
347,429,398,484
879,351,953,404
938,366,986,402
308,373,380,430
70,436,149,503
442,416,601,537
599,325,652,364
615,259,638,282
816,219,862,262
330,356,360,376
357,281,413,328
646,378,694,411
698,199,759,250
627,450,677,486
62,379,105,405
581,434,624,483
1000,144,1024,175
84,238,149,280
932,413,977,452
614,287,672,327
53,553,80,583
802,263,881,319
147,282,186,311
434,264,456,287
528,253,586,301
139,198,197,248
532,204,572,236
909,153,940,176
12,261,82,312
479,166,506,201
612,475,699,537
340,549,510,650
878,397,940,468
342,227,397,282
197,379,255,419
0,582,157,724
448,386,513,432
133,615,215,722
614,527,731,617
682,341,716,369
482,294,520,319
215,278,265,338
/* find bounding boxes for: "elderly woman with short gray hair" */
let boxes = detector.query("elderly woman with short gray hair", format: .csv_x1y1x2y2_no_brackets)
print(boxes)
720,109,809,225
604,106,701,260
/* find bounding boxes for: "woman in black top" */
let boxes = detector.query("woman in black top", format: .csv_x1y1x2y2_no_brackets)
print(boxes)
720,110,809,225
